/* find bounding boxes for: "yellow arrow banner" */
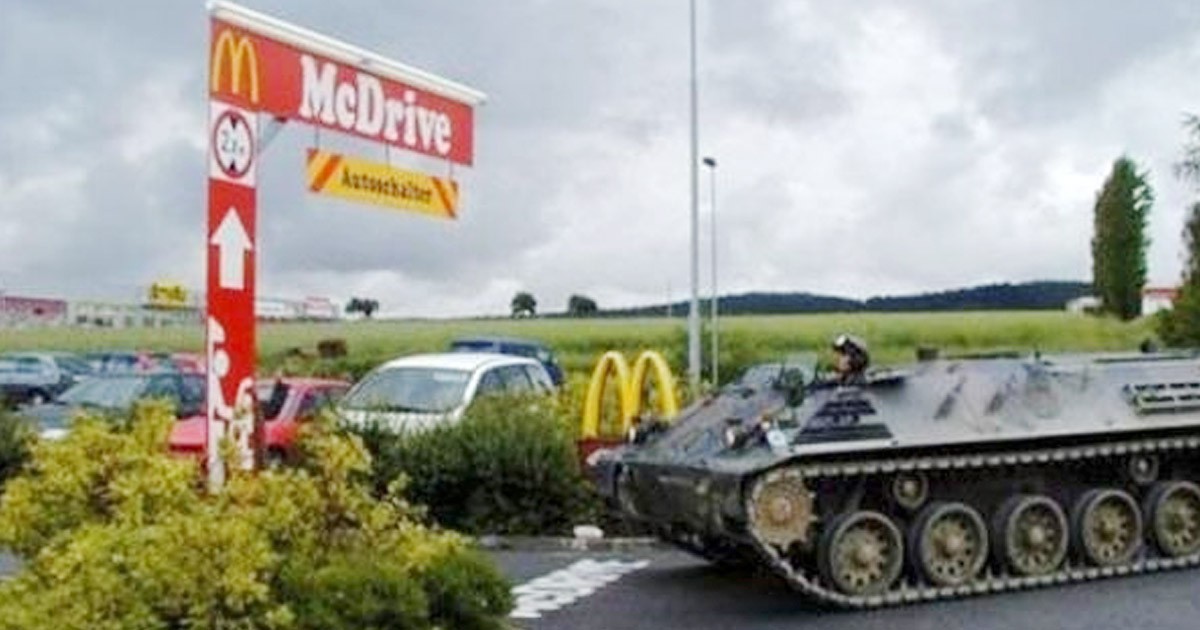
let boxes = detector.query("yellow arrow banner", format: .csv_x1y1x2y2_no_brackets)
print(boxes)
305,149,458,219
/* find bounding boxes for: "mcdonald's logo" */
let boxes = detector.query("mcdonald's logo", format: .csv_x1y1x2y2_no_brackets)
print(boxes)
581,351,680,440
211,29,260,104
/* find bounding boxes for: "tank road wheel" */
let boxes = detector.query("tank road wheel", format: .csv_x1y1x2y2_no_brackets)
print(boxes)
748,474,816,550
994,495,1069,576
912,502,988,586
819,511,904,596
1071,489,1142,567
1146,481,1200,557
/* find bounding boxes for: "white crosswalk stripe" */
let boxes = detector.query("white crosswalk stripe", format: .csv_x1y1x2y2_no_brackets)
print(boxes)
511,558,650,620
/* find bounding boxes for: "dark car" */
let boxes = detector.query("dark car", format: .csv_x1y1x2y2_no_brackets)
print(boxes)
83,351,167,374
21,372,205,440
81,351,205,375
448,336,564,385
0,351,93,407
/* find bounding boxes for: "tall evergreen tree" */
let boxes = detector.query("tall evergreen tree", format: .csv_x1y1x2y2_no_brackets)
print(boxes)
1091,156,1153,320
1159,116,1200,345
1158,202,1200,345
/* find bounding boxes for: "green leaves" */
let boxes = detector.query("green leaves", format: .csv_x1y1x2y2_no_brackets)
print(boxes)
1156,117,1200,346
0,402,512,629
1092,156,1152,321
1157,202,1200,346
354,394,599,536
0,409,32,488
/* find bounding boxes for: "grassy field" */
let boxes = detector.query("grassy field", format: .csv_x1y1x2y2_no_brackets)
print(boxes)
0,311,1155,382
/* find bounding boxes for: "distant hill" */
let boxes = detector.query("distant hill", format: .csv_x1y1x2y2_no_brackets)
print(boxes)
600,281,1093,317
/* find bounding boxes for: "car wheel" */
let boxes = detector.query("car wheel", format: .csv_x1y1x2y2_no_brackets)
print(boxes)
28,390,48,405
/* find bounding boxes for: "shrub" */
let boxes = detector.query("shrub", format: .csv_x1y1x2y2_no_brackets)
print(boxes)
0,402,512,629
279,551,435,630
354,394,600,535
0,408,32,489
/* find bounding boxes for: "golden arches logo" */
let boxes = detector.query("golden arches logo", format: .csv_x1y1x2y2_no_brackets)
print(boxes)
581,351,680,440
211,29,260,103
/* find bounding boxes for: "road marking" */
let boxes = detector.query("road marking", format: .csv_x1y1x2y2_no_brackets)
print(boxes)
511,558,650,620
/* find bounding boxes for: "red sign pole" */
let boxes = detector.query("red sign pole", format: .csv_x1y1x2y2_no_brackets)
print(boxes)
207,32,259,486
203,2,485,487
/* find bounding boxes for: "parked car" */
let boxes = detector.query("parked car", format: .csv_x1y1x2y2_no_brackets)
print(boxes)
168,377,350,465
20,372,205,440
448,336,565,385
168,352,206,374
339,353,556,432
0,351,93,407
81,350,205,375
83,351,159,374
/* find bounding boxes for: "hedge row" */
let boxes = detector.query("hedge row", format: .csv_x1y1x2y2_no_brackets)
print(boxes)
352,394,602,536
0,402,512,630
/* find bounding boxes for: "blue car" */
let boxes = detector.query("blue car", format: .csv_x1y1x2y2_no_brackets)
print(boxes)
448,337,564,386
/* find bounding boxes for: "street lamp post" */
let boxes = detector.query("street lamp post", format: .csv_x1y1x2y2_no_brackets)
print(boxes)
687,0,701,392
703,156,718,386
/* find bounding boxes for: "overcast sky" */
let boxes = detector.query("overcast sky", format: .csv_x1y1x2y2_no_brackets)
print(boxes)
3,0,1200,317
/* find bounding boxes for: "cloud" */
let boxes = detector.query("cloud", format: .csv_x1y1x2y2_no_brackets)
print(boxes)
3,1,1200,317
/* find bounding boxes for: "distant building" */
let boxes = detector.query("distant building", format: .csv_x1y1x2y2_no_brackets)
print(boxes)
1065,295,1101,314
301,296,340,321
69,301,200,328
0,295,68,328
255,297,303,322
255,296,341,322
1142,287,1179,316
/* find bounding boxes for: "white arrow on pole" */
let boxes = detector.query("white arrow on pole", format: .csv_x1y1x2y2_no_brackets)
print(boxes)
210,208,253,291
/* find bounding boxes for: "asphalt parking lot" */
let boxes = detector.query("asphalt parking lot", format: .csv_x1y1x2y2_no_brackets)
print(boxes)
495,547,1200,630
7,546,1200,628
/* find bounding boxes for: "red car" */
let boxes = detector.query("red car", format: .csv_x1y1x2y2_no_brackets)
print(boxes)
168,353,206,374
169,377,350,466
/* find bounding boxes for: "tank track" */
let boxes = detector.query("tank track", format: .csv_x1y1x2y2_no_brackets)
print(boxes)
745,434,1200,608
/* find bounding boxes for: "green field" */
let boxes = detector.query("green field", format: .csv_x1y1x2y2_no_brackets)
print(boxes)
0,311,1155,382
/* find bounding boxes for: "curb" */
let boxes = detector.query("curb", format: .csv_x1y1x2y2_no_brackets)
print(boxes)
475,535,665,553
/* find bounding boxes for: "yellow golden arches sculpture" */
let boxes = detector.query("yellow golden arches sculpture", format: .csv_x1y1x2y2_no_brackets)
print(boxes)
581,350,680,440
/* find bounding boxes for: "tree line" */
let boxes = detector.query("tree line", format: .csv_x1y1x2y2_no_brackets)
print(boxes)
509,281,1094,318
509,292,598,318
1157,116,1200,344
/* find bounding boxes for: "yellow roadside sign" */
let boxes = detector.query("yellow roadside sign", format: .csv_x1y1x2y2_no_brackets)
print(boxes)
148,281,190,309
305,149,458,219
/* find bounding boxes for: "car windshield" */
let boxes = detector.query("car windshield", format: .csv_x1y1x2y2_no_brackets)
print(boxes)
257,381,289,421
450,341,493,352
451,340,554,364
57,376,149,409
86,354,139,373
0,356,46,374
341,368,470,413
54,356,93,376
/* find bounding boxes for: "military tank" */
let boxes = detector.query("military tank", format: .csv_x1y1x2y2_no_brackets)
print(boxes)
590,346,1200,608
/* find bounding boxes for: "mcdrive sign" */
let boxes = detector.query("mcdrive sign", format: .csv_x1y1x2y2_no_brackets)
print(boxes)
210,12,476,166
205,1,483,486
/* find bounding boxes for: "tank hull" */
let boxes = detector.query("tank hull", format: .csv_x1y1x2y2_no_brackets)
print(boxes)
596,352,1200,607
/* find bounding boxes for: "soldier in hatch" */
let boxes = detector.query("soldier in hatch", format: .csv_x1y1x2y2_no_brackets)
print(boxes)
831,334,870,385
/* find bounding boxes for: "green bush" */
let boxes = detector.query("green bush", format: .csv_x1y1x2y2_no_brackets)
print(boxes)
0,401,512,629
354,394,600,535
278,552,436,630
0,408,32,488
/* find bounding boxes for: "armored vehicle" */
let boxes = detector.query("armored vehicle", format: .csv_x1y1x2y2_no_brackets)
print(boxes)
591,350,1200,608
